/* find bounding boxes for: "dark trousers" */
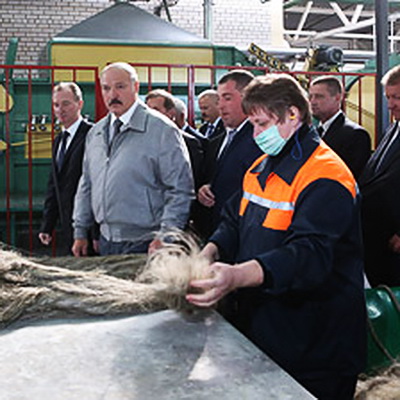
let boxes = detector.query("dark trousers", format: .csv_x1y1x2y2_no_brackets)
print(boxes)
99,235,149,255
298,374,358,400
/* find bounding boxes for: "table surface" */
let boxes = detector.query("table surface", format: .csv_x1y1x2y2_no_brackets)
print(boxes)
0,310,314,400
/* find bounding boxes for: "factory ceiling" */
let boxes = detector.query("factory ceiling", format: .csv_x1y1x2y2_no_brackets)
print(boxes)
283,1,400,52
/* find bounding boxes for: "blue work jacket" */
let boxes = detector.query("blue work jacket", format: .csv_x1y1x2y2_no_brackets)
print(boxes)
211,124,367,380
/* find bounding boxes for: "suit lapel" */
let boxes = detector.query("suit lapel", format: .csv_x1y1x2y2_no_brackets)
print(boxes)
216,121,250,167
323,113,345,143
366,123,396,171
361,123,398,184
53,133,62,158
57,121,88,173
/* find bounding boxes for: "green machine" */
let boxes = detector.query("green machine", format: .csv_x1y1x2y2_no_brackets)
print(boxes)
365,286,400,374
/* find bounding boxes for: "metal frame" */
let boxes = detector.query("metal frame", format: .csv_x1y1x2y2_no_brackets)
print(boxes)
284,1,400,52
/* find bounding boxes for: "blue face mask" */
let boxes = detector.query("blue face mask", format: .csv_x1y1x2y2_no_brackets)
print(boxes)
254,124,287,156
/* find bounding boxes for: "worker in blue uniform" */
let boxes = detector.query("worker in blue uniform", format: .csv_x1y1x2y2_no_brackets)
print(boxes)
187,74,367,400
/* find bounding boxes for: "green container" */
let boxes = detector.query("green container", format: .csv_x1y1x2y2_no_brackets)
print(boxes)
365,285,400,374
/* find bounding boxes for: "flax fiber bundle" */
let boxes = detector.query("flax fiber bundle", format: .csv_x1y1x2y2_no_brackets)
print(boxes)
355,364,400,400
0,232,211,329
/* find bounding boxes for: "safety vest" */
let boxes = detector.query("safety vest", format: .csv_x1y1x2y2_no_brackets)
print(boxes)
239,142,357,231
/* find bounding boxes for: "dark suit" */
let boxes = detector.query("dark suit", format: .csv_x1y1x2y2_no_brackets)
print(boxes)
183,124,207,144
40,119,93,255
199,118,225,140
192,120,262,239
359,122,400,286
322,112,371,179
181,129,204,190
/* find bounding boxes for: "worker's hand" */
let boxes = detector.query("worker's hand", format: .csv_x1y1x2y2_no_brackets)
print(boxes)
389,234,400,253
186,262,235,307
186,259,264,308
72,238,88,257
200,242,219,264
148,238,163,255
198,184,215,207
38,232,52,246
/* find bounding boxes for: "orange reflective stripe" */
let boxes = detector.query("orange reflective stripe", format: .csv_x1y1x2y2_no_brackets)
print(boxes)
241,143,357,230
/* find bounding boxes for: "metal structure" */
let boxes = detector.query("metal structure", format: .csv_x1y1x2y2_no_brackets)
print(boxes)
283,1,400,53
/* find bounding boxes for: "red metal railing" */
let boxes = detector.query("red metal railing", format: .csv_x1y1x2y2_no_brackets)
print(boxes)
0,65,99,254
0,63,376,255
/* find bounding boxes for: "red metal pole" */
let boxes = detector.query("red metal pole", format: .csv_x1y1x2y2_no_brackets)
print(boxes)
358,77,363,126
187,66,195,127
148,66,152,92
27,69,33,254
5,67,11,245
167,66,172,93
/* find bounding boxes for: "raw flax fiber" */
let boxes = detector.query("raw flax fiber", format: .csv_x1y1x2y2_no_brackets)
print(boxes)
0,233,211,329
355,363,400,400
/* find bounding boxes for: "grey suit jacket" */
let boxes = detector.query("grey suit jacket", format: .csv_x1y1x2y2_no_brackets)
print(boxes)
73,100,194,242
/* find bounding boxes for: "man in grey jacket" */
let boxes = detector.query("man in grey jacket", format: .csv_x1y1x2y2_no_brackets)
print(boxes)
72,62,194,256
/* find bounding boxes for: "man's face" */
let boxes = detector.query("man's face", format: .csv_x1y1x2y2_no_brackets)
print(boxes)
385,82,400,120
309,83,341,123
52,88,83,129
100,67,138,117
199,95,219,123
217,80,247,129
146,96,175,121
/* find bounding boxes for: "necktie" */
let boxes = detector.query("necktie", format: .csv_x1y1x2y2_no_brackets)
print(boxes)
57,130,69,171
317,125,324,137
374,123,399,172
111,118,123,143
218,128,236,159
205,123,215,138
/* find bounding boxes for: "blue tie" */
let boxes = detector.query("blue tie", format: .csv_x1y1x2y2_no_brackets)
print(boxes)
206,123,215,138
57,130,69,171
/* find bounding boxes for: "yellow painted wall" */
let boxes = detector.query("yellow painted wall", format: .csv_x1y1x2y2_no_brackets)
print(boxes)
51,43,214,84
346,75,376,148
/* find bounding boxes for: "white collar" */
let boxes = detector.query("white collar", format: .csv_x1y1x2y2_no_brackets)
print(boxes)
227,118,248,134
211,116,221,127
110,100,138,127
320,110,342,133
63,116,83,139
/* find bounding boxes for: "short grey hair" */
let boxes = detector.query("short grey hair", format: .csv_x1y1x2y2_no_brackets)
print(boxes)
173,97,187,119
53,82,83,102
100,62,138,83
198,89,218,101
381,64,400,87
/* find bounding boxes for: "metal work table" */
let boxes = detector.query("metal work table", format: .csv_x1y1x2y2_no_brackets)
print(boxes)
0,310,314,399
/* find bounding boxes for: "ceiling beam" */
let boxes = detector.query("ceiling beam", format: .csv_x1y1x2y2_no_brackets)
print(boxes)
330,2,350,26
293,1,313,40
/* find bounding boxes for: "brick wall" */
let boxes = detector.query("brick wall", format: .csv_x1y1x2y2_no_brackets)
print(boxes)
0,0,273,65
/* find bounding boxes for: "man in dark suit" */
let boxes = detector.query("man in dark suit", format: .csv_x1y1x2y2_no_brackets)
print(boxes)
172,95,207,145
145,89,204,189
309,75,371,179
196,70,263,239
198,89,225,139
39,82,93,256
359,65,400,287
